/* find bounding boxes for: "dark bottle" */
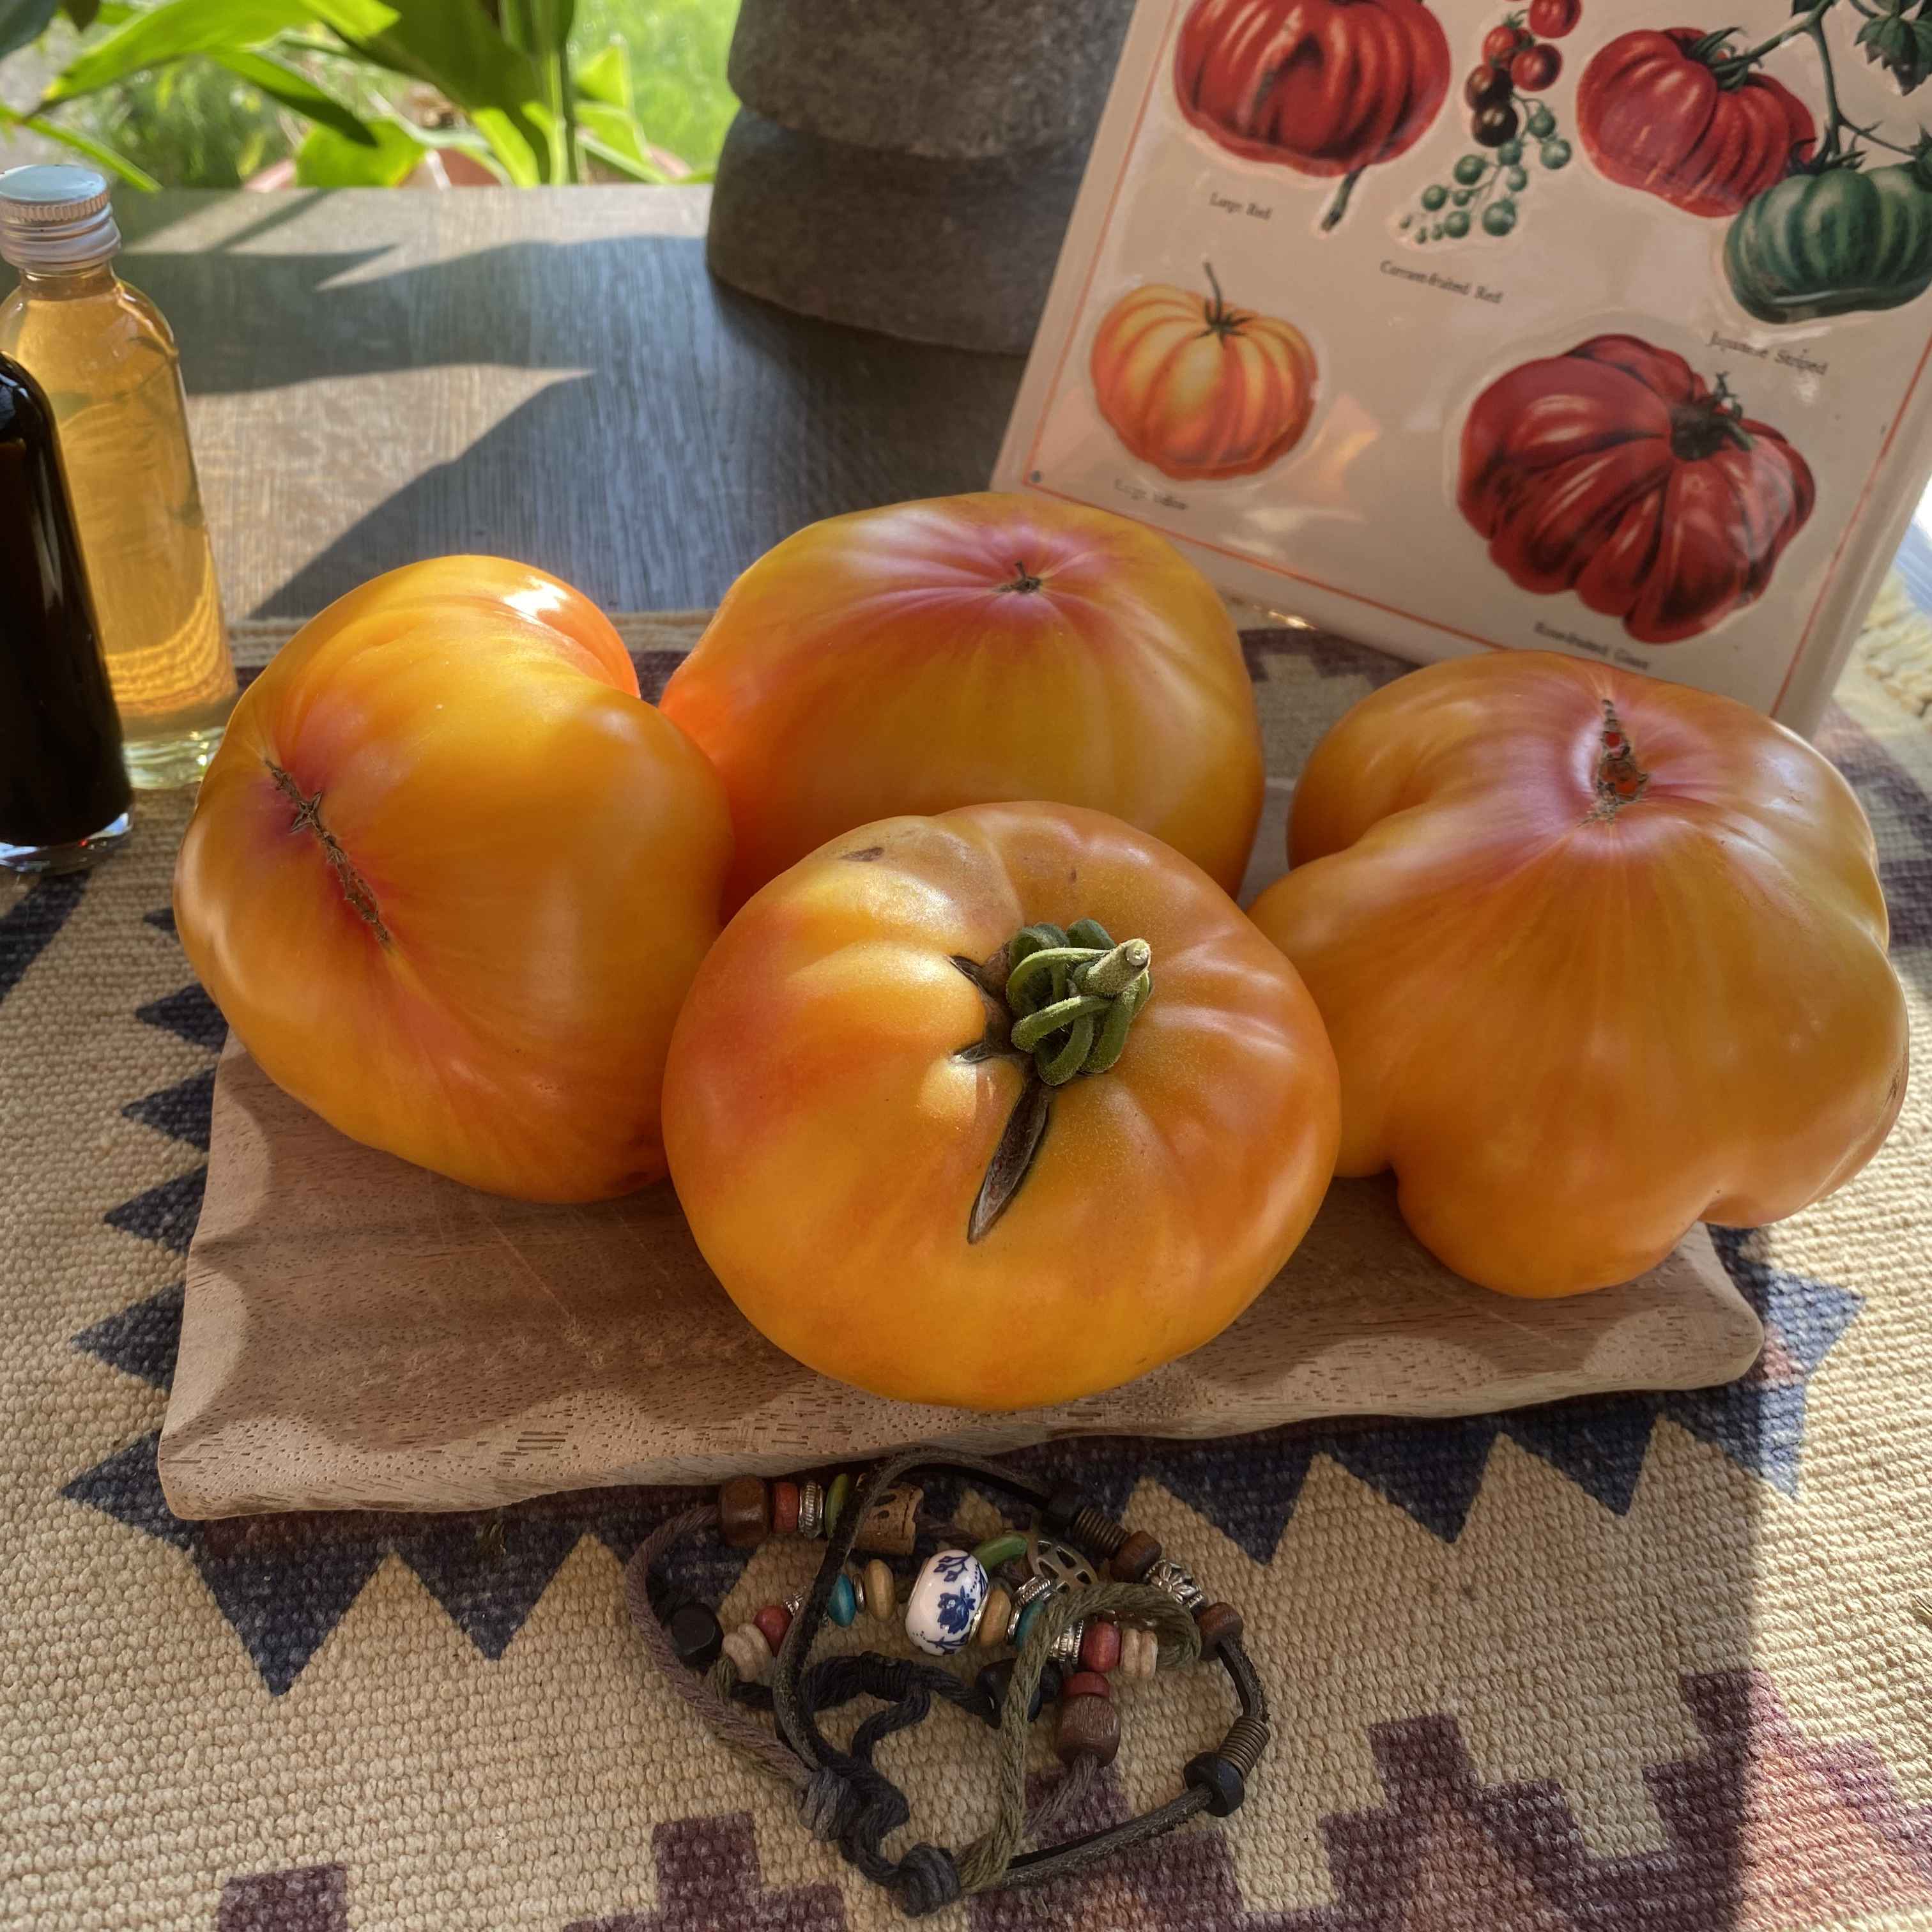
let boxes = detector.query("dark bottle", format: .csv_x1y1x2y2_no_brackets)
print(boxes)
1,348,130,873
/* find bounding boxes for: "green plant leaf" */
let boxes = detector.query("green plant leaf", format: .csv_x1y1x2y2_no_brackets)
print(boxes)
305,0,549,182
0,98,160,187
496,0,573,57
293,114,422,185
574,37,629,109
43,0,319,102
58,0,98,26
577,100,676,180
209,47,377,144
1859,8,1932,90
0,0,60,63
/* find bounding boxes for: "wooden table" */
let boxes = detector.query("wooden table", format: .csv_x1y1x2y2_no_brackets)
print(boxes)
105,187,1027,619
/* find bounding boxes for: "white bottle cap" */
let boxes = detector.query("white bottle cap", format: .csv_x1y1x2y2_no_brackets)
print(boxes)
0,164,121,272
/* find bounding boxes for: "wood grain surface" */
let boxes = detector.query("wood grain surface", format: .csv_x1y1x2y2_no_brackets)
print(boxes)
104,188,1025,619
160,1040,1764,1518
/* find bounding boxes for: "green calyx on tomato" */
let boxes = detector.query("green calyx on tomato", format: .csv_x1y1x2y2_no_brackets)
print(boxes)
1725,147,1932,323
1668,374,1756,460
957,917,1156,1242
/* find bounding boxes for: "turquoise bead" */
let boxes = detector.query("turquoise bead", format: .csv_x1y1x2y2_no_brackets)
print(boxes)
828,1572,858,1627
1015,1597,1044,1646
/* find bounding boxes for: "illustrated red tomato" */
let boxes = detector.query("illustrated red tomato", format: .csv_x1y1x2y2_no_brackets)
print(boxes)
1089,268,1319,482
1527,0,1580,38
1458,335,1814,644
1510,43,1560,90
1577,27,1814,217
1174,0,1451,179
1482,20,1529,64
1247,653,1907,1299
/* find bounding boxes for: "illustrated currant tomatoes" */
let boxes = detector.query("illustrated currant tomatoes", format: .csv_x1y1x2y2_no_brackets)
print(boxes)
1457,334,1814,643
1528,0,1580,36
1464,63,1512,108
1174,0,1450,179
1510,43,1560,89
1482,20,1530,64
664,804,1340,1409
1473,101,1520,147
1247,654,1908,1299
1577,27,1814,217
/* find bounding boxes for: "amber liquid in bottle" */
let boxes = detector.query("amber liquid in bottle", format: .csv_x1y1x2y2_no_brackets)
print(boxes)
0,351,131,870
0,251,235,790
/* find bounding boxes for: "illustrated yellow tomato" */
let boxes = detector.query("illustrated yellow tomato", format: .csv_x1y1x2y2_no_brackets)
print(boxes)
663,803,1340,1409
657,493,1263,913
174,556,732,1201
1091,267,1319,480
1248,652,1908,1298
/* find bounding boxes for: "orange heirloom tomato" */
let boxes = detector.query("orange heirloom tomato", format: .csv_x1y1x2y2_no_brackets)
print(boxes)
1248,653,1908,1298
662,803,1339,1409
657,493,1263,913
1091,267,1319,481
174,556,732,1202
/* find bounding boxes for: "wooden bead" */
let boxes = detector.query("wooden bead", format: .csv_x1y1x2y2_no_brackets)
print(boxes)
665,1601,723,1671
724,1624,772,1681
1109,1529,1162,1582
719,1476,771,1549
752,1603,790,1652
1061,1671,1111,1701
1055,1689,1121,1767
852,1483,922,1557
771,1480,800,1535
976,1586,1011,1646
863,1560,895,1619
1193,1602,1243,1660
1078,1618,1122,1675
1119,1627,1156,1678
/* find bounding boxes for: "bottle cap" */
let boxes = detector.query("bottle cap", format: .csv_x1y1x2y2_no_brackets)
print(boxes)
0,165,121,272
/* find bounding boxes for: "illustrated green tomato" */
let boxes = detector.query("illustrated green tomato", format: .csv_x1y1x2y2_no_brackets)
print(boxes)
1452,188,1473,206
1497,139,1524,166
1445,210,1471,238
1526,107,1556,139
1540,138,1572,169
1724,157,1932,324
1400,213,1412,229
1422,184,1448,210
1483,201,1518,236
1506,166,1529,191
1453,154,1487,186
1431,222,1445,238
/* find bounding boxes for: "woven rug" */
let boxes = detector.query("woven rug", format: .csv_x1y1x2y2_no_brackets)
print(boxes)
4,599,1930,1932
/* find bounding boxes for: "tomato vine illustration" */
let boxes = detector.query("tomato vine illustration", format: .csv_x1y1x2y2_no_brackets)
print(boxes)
1404,5,1578,245
1578,2,1932,320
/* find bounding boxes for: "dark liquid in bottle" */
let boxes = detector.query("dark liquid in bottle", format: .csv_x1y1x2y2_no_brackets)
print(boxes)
0,349,130,850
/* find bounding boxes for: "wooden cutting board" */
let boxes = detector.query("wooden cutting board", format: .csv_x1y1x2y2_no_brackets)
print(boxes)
157,1039,1765,1519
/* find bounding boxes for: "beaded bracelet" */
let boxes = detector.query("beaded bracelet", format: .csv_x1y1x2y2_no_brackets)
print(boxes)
627,1445,1271,1916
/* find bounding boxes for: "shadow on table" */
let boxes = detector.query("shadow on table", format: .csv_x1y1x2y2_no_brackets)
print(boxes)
118,231,1024,614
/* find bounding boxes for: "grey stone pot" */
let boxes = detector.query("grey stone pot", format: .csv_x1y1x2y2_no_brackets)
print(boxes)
705,109,1089,356
726,0,1133,160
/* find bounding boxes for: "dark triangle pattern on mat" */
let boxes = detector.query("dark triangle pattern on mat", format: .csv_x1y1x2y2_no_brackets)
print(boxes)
217,1864,348,1932
0,871,89,1009
72,1280,183,1392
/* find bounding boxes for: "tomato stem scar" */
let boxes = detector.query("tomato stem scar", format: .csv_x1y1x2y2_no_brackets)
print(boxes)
997,560,1044,594
1588,701,1650,821
264,760,392,945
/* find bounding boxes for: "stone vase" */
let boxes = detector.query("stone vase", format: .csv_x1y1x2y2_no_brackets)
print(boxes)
705,0,1133,355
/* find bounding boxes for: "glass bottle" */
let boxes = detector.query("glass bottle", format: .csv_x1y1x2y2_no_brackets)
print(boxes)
1,349,132,873
0,165,236,790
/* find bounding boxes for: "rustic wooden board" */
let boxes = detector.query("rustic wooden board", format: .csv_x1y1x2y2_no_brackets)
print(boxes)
159,1039,1765,1519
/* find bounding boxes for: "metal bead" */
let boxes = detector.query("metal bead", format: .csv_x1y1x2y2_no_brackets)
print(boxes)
797,1482,824,1539
1048,1620,1085,1668
1030,1540,1098,1591
1145,1558,1206,1611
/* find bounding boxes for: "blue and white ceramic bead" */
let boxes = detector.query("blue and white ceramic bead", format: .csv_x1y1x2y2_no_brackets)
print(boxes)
903,1549,988,1656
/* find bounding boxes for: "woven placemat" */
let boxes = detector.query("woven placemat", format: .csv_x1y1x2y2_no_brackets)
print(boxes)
4,597,1929,1931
